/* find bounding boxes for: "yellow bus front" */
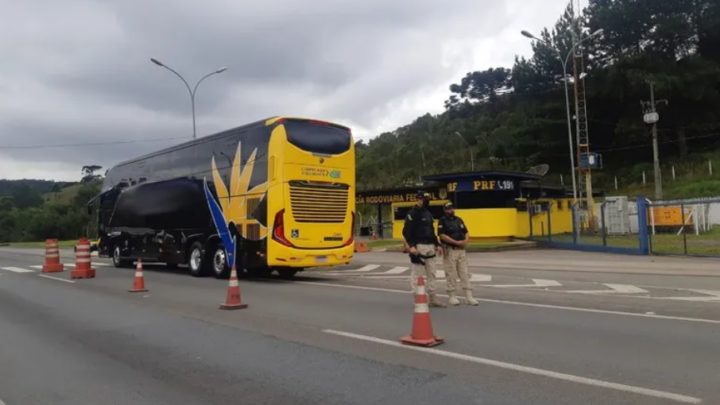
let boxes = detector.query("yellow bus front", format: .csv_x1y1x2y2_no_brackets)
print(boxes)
265,118,355,268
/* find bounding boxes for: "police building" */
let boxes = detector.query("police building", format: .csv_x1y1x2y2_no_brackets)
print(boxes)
356,170,573,240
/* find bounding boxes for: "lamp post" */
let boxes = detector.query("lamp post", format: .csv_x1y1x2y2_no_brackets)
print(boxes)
150,58,227,139
454,131,475,171
521,28,603,204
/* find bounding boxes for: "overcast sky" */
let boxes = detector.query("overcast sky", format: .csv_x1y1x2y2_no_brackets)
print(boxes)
0,0,572,181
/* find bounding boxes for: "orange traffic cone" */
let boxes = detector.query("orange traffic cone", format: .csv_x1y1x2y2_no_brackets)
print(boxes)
129,258,148,293
400,276,444,347
219,263,248,310
70,237,95,279
42,239,64,273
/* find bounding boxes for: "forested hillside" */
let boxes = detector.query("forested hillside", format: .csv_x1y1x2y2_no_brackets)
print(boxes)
0,180,99,242
356,0,720,194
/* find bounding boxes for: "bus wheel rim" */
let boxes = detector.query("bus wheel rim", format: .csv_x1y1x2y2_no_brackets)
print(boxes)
213,249,226,274
190,248,202,271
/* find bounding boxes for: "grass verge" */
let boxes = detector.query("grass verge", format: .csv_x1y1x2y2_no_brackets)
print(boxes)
7,240,79,248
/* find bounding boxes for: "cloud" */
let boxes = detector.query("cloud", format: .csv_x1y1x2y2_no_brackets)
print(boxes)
0,0,569,181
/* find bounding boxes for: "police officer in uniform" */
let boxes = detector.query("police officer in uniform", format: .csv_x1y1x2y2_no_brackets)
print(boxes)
402,191,446,308
438,202,479,306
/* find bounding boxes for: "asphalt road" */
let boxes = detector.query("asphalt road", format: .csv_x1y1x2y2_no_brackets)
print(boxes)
0,247,719,404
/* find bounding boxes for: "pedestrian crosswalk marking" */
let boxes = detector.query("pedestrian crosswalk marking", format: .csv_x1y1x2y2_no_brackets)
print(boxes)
663,289,720,302
470,274,492,282
564,284,649,294
341,264,381,273
382,266,409,275
485,279,562,288
604,284,648,294
1,266,34,273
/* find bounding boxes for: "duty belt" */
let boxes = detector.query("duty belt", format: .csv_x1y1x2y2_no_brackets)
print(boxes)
409,252,436,265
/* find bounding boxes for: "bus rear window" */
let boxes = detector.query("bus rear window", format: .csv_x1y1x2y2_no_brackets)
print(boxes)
284,120,351,155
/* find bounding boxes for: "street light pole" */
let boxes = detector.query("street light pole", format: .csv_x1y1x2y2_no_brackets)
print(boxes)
454,131,474,171
521,28,603,204
150,58,228,139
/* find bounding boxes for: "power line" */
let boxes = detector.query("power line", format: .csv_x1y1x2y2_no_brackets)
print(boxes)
0,136,189,150
593,132,720,153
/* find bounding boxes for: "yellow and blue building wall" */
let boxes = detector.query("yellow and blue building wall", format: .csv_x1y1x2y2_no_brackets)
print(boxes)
391,198,573,240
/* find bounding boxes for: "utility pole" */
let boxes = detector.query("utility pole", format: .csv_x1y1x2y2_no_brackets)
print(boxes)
569,3,596,230
641,81,668,200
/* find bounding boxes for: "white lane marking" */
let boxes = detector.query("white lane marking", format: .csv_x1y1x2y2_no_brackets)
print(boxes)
1,266,34,273
470,273,492,282
38,274,75,284
323,329,702,404
63,262,107,267
295,281,720,325
485,278,562,288
565,284,649,295
382,266,409,275
30,265,43,269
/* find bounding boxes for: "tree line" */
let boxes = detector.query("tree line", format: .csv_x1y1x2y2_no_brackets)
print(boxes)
0,180,100,243
356,0,720,192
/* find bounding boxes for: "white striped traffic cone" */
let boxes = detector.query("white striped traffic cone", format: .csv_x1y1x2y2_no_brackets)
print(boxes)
128,258,148,292
400,276,444,347
219,263,247,310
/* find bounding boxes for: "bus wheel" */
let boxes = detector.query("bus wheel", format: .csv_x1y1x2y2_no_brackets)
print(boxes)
188,242,207,277
210,246,230,279
277,268,299,279
112,246,131,268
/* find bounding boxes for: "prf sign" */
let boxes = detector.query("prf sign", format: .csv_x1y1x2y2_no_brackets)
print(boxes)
447,179,515,192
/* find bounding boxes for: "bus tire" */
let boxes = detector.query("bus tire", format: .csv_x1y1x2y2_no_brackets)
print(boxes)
210,245,230,279
277,268,299,279
188,242,207,277
112,245,131,268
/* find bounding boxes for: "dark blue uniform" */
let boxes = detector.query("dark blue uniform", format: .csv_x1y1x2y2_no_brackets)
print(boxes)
438,215,468,247
402,205,439,248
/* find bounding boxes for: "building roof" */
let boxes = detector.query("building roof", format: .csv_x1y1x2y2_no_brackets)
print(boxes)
422,170,541,182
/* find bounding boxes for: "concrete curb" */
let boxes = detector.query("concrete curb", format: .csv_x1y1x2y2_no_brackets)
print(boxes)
374,241,538,254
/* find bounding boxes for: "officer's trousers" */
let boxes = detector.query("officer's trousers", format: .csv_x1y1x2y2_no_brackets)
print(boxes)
410,244,438,295
444,247,471,293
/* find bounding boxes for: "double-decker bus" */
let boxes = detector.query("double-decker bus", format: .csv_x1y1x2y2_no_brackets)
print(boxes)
94,117,355,278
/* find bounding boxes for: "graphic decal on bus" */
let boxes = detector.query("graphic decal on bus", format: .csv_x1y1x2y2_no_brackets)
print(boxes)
209,141,269,241
203,179,236,268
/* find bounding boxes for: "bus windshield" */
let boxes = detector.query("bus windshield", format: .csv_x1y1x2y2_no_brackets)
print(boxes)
284,120,351,155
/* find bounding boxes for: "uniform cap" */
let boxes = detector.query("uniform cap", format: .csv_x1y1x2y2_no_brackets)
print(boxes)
416,191,430,199
443,202,454,209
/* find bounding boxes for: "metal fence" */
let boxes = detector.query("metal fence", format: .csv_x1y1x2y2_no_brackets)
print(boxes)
647,197,720,257
529,197,650,255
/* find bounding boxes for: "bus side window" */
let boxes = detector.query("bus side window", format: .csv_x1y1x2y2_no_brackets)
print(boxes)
247,197,260,219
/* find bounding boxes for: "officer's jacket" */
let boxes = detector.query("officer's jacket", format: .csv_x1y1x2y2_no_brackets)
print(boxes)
437,214,468,243
402,206,439,247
